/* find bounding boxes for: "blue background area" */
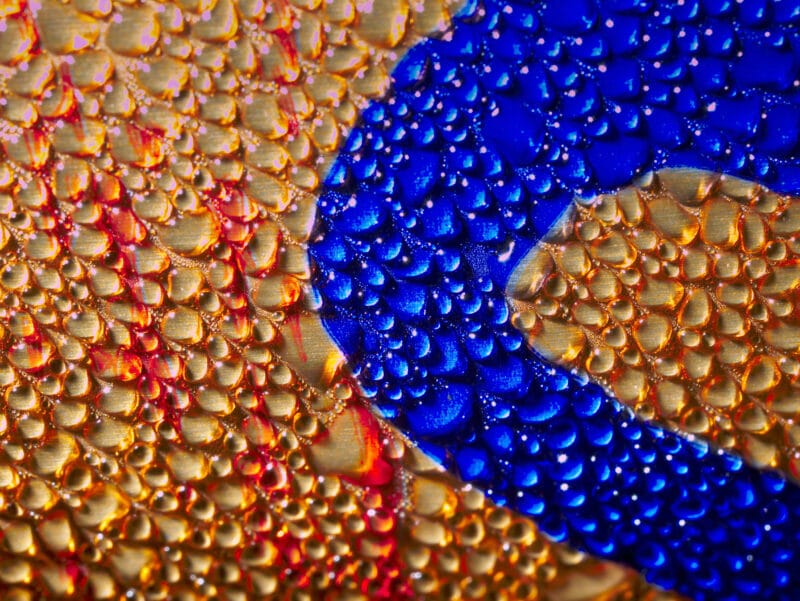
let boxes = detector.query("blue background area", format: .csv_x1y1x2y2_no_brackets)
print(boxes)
310,0,800,598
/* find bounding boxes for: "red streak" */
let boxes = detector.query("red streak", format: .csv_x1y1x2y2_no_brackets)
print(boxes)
265,1,300,131
285,312,308,362
126,123,162,162
59,61,73,87
278,92,299,137
12,6,415,590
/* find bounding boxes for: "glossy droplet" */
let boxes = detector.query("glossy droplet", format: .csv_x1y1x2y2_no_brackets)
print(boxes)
313,413,388,487
648,195,699,245
9,340,53,372
509,170,800,497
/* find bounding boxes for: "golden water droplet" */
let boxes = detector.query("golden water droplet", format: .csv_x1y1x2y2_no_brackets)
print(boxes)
765,322,800,352
637,276,684,310
86,417,134,451
654,381,687,418
68,225,110,258
648,195,699,244
0,558,33,585
31,432,80,477
611,368,647,404
136,59,187,103
742,356,781,396
109,124,163,168
412,476,458,518
718,339,752,366
617,187,643,226
53,120,106,158
9,339,53,372
411,517,448,547
678,287,712,330
180,413,223,446
36,0,99,54
700,197,740,248
555,242,588,277
681,407,710,434
760,260,800,297
527,319,585,363
585,346,615,376
632,314,672,354
572,302,607,329
264,392,298,420
702,376,741,409
741,212,767,252
735,403,771,434
157,210,220,257
589,231,637,268
250,274,302,310
18,479,57,513
716,281,753,307
107,6,160,56
656,168,718,204
771,199,800,235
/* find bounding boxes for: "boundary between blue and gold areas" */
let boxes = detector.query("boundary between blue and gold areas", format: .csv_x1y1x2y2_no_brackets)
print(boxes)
310,0,800,599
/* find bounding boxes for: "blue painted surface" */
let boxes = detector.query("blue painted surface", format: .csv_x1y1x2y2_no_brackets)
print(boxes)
311,1,800,598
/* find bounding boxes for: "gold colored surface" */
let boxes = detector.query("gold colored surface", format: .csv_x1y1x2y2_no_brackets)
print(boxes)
510,168,800,479
0,1,681,600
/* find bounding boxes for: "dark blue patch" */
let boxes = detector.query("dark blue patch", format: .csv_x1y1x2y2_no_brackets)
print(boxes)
310,1,800,599
406,384,474,437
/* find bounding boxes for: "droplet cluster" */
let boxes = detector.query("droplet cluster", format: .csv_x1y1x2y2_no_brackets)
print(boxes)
0,1,673,600
0,0,430,598
511,168,800,483
311,0,800,599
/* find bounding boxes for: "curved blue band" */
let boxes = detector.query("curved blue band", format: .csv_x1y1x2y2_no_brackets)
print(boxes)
311,0,800,598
